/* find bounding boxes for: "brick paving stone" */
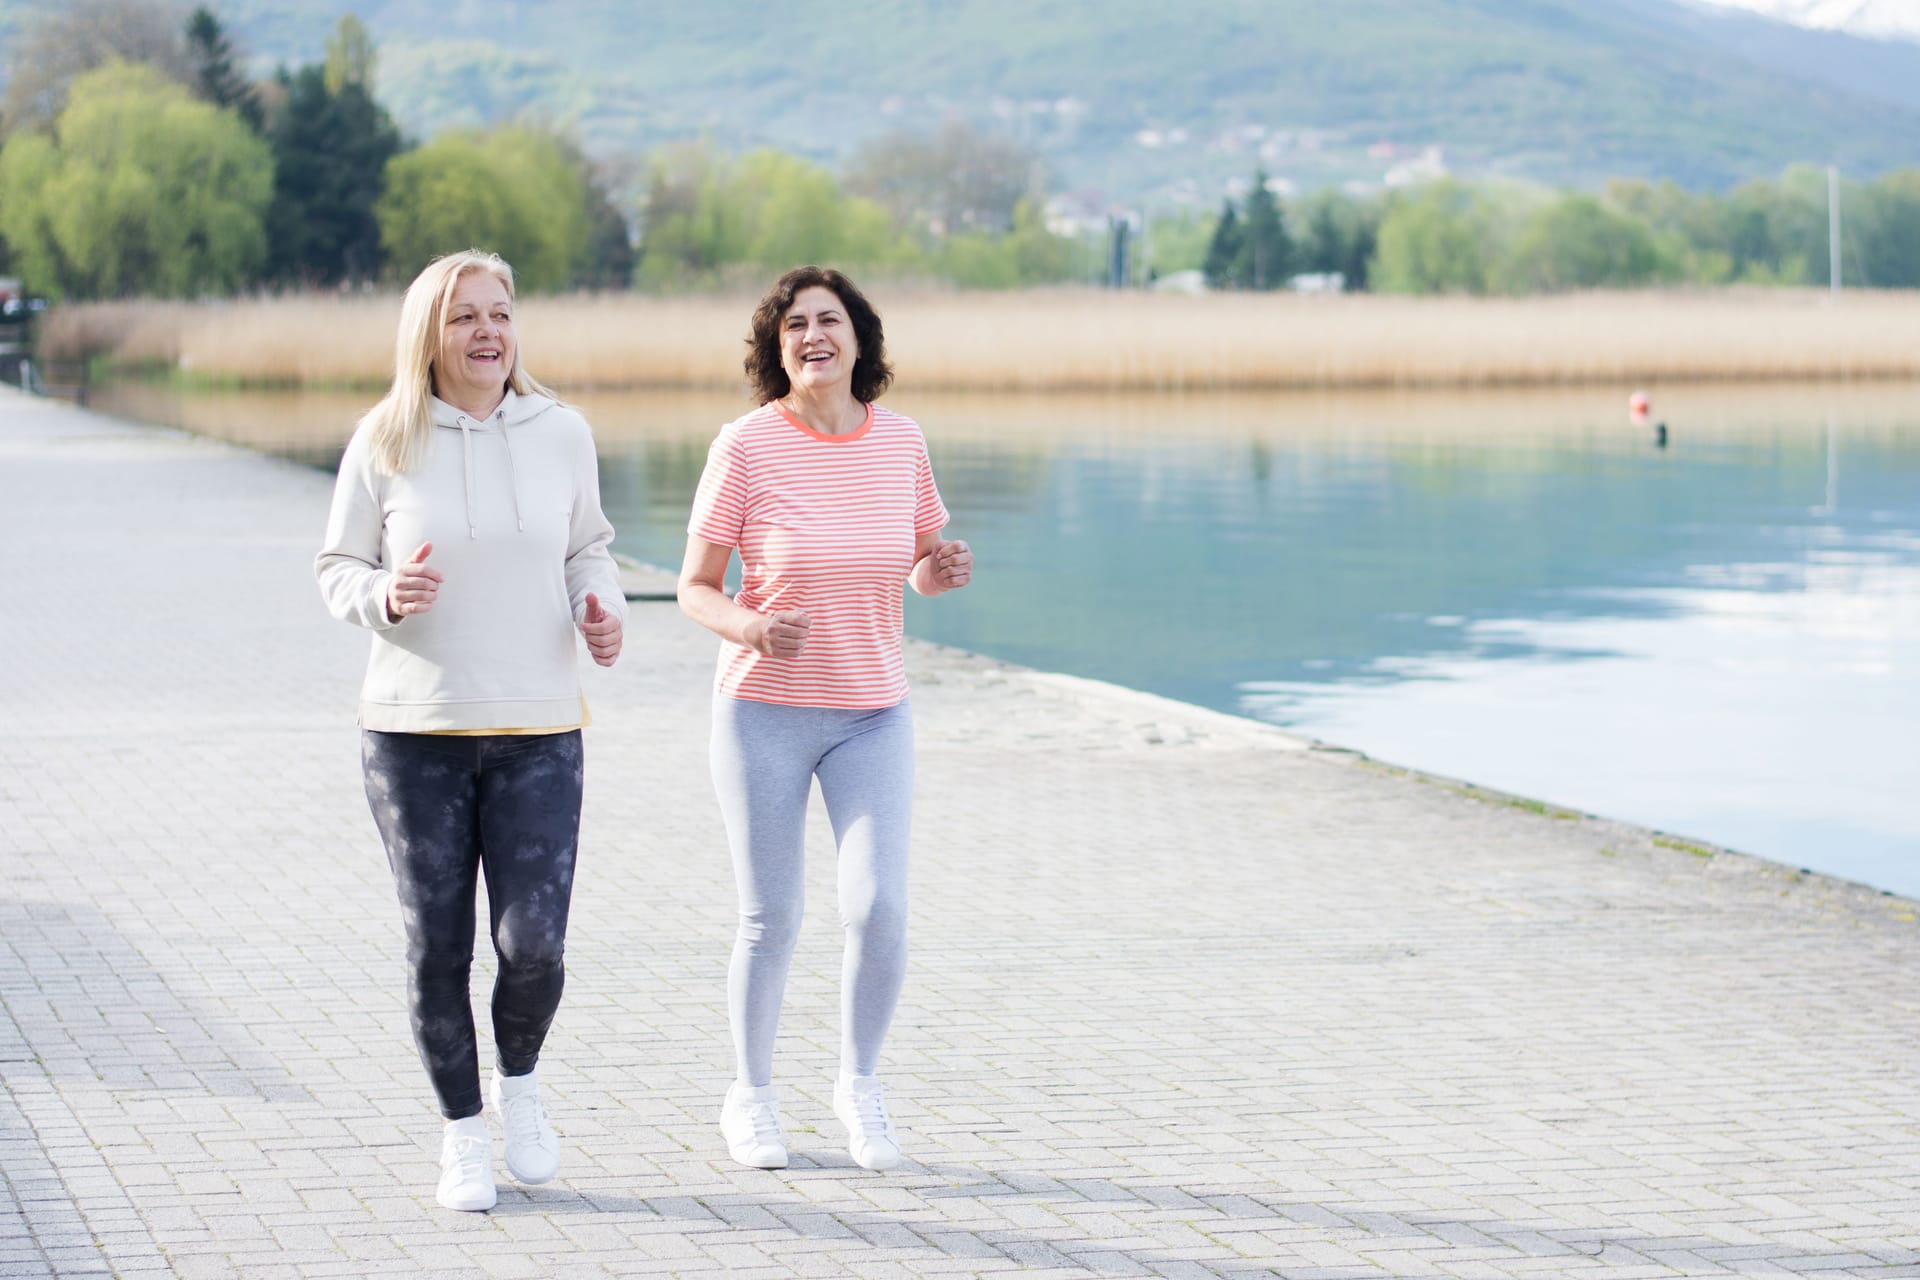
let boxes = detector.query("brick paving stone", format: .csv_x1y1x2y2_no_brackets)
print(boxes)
2,386,1919,1278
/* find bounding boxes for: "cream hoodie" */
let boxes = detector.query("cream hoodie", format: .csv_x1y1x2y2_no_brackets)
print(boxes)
316,391,629,731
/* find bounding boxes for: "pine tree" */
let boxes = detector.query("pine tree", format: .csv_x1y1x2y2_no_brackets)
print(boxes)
1202,200,1243,289
185,7,260,131
264,64,402,284
1236,169,1292,290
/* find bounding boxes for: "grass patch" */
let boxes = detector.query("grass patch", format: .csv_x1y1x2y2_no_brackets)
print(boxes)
1654,835,1717,859
1452,783,1581,820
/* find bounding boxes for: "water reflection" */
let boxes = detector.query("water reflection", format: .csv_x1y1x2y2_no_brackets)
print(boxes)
88,380,1920,896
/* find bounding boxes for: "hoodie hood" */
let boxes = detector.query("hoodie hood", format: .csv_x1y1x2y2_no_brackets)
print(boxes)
430,389,557,431
430,391,558,538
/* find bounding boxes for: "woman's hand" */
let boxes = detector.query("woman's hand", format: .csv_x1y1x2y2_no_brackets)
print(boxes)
578,592,623,667
386,542,442,621
679,536,809,659
915,538,972,594
750,609,811,659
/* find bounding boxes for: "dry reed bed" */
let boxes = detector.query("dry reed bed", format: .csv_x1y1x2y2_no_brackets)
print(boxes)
42,288,1920,390
89,379,1920,467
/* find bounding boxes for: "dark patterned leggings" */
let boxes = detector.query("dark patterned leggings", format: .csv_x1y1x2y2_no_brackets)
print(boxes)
361,729,583,1119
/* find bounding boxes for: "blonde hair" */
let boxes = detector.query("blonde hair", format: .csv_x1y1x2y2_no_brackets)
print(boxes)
361,250,559,475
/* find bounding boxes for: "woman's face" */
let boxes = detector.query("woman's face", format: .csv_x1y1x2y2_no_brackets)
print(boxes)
434,270,516,413
778,285,859,397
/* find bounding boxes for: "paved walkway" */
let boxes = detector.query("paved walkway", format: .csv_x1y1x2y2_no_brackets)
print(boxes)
1,386,1917,1279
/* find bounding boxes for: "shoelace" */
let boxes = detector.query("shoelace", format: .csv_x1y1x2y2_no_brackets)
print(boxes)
743,1099,784,1144
444,1134,490,1176
845,1085,892,1135
500,1091,551,1148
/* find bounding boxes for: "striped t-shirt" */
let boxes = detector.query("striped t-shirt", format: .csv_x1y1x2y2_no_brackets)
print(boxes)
688,401,950,708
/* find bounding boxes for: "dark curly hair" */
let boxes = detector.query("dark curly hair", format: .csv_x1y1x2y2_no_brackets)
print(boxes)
744,266,893,405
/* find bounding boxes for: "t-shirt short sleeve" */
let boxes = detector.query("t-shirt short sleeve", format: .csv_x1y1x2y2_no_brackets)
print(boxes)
913,442,949,535
688,426,748,547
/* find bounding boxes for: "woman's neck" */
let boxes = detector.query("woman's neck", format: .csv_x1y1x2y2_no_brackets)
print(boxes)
779,386,864,435
436,386,508,420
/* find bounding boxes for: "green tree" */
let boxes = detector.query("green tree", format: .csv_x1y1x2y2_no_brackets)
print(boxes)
265,64,403,284
1370,180,1495,294
1713,173,1823,284
634,144,914,288
737,150,857,270
938,198,1076,288
1855,169,1920,288
1294,189,1380,290
633,143,743,288
734,149,906,272
1235,170,1291,290
1604,178,1733,284
0,62,271,298
1006,198,1075,283
1143,209,1216,278
324,15,378,97
376,125,601,291
1493,194,1670,292
1201,200,1242,289
185,7,260,131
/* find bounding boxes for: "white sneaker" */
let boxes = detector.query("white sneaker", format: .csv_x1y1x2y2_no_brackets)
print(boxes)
833,1072,901,1172
436,1115,496,1211
720,1082,788,1169
489,1069,560,1185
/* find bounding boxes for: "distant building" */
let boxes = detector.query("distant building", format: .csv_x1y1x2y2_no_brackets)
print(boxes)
1044,189,1111,238
1151,269,1208,295
1385,146,1449,187
1289,272,1346,294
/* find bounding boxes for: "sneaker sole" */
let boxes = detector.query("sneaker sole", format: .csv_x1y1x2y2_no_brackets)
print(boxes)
850,1145,901,1172
437,1186,497,1212
503,1157,557,1185
726,1142,789,1169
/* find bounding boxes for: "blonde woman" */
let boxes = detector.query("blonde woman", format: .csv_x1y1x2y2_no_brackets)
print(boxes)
316,250,626,1211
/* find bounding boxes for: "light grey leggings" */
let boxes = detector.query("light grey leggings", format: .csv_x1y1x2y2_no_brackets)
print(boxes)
710,695,914,1088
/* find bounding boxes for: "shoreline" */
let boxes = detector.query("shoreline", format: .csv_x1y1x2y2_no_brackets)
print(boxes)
609,545,1915,910
37,380,1917,902
7,379,1904,909
17,380,1908,909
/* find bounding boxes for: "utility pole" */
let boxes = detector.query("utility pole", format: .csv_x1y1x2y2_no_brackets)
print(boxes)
1829,165,1841,297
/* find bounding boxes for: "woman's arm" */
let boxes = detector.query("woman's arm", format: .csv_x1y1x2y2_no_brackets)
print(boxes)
909,528,973,597
315,430,404,630
677,536,810,658
563,422,629,626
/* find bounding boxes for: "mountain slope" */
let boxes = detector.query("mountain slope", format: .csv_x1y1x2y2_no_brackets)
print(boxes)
17,0,1920,199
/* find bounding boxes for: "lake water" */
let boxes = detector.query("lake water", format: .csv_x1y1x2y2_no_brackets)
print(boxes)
91,381,1920,898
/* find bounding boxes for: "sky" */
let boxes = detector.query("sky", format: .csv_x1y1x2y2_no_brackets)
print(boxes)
1688,0,1920,42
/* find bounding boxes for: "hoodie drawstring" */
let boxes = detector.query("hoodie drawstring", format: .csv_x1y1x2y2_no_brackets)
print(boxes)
497,408,525,532
448,398,530,539
458,416,478,540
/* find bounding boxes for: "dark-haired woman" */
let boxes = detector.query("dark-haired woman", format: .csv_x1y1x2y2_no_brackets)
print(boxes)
677,266,972,1172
